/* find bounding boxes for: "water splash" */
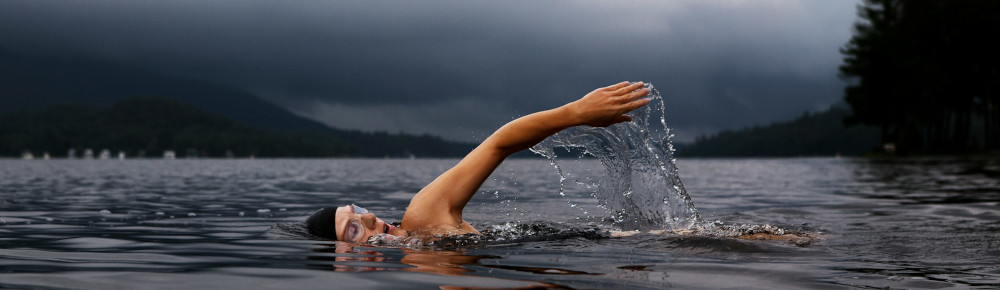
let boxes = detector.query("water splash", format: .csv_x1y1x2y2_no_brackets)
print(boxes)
530,83,700,231
362,222,607,250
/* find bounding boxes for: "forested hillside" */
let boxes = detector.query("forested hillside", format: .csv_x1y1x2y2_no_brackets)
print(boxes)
681,106,879,157
0,98,472,157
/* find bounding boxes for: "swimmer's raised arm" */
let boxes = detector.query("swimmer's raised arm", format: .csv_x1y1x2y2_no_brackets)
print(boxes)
401,81,650,234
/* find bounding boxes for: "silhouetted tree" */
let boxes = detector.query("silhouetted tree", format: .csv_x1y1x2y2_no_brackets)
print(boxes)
840,0,1000,153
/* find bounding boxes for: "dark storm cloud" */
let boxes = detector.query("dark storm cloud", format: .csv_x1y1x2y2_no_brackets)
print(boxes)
0,0,857,142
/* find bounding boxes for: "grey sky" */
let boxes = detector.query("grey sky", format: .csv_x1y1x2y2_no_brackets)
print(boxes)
0,0,859,142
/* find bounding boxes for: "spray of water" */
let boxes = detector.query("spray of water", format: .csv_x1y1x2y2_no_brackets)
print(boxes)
530,83,700,231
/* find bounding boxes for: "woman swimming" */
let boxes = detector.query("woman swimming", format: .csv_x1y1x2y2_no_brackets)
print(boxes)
305,81,652,243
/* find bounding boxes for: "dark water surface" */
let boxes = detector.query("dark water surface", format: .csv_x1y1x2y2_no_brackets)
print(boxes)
2,158,999,289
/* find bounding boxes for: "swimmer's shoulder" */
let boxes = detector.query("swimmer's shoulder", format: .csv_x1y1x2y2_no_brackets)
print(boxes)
406,220,482,238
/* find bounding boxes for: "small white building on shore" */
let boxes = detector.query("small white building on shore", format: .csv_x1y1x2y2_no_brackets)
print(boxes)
99,149,111,159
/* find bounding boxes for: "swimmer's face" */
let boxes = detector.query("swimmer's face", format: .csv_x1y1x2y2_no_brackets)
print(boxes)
335,204,404,243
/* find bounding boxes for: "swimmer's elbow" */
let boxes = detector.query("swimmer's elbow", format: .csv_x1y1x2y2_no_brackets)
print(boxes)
482,142,517,159
476,135,517,157
483,127,551,157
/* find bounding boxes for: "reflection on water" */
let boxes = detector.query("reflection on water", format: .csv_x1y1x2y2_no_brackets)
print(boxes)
849,157,1000,203
1,158,999,289
309,243,588,289
830,157,1000,288
310,243,494,275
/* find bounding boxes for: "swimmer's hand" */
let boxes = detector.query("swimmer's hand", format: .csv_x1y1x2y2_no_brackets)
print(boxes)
563,81,651,127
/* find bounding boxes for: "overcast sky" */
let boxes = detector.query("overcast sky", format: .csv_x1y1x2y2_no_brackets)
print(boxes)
0,0,859,142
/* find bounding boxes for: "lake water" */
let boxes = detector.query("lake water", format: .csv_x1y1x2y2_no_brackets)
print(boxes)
1,157,999,289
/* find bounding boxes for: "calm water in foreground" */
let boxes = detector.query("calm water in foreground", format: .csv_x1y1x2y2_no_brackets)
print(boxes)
1,158,999,289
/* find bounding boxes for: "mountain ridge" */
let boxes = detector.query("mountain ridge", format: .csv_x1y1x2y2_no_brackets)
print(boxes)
1,47,333,132
0,48,474,157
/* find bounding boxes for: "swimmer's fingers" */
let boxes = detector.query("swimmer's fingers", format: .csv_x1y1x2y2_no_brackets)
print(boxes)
613,92,651,115
622,97,651,113
609,99,649,125
612,82,645,96
617,87,650,103
606,96,650,125
570,81,649,127
603,81,631,92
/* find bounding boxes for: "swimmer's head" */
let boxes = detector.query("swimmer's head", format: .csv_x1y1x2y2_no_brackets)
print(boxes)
305,204,405,242
305,207,340,240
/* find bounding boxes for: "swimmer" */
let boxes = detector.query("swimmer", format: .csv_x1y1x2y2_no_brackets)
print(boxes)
306,81,652,243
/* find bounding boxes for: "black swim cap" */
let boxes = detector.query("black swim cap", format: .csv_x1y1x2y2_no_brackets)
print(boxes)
306,207,339,240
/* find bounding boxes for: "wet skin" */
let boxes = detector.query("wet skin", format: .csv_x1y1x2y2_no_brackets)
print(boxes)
332,81,651,242
334,205,407,243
